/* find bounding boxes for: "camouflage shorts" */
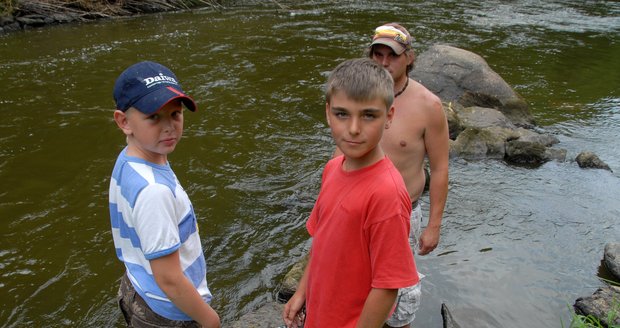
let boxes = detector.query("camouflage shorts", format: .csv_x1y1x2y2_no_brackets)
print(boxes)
117,274,201,328
385,282,422,327
386,203,424,327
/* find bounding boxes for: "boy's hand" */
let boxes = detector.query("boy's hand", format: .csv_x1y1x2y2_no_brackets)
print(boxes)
282,292,305,328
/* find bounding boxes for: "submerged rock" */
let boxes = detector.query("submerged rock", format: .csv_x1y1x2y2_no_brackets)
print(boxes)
442,303,462,328
575,151,612,171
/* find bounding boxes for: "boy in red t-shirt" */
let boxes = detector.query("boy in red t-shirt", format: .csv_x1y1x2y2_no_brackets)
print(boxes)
283,58,419,328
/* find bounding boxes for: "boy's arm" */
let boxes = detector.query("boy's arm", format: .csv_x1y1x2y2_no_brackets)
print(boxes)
150,251,220,328
282,255,311,328
356,288,398,328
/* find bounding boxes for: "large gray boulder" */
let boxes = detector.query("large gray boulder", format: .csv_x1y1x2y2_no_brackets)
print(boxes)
413,45,534,127
424,46,569,165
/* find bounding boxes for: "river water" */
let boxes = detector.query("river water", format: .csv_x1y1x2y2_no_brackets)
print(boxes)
0,1,619,327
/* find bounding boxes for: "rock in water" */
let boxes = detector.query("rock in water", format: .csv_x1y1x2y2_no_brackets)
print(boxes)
442,303,462,328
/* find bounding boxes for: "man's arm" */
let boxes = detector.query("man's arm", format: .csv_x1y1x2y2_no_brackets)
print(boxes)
419,99,449,255
356,288,398,328
283,255,311,328
150,251,221,328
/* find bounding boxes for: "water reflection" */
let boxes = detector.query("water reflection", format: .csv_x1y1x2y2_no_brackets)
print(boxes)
0,1,618,327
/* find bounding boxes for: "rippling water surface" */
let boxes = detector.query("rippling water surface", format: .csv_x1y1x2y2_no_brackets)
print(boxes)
0,1,618,327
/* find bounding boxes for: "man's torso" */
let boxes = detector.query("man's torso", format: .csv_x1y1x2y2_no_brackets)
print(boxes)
381,79,439,201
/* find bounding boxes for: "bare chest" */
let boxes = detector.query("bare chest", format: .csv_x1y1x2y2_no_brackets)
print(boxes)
381,111,424,152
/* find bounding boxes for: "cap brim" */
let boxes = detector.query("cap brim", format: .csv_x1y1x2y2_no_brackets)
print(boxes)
370,39,407,55
132,86,197,115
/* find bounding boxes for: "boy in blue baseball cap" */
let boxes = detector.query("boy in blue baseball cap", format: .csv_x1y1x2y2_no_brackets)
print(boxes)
109,61,220,328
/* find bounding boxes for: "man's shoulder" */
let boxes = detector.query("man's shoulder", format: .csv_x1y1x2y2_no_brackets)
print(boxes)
409,79,441,104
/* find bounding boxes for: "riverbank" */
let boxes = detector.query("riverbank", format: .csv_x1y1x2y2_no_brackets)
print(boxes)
0,0,225,33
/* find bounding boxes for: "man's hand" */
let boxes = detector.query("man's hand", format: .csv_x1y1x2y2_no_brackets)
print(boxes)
418,226,440,255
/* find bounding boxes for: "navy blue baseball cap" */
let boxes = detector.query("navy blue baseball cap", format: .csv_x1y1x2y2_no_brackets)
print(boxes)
113,61,197,115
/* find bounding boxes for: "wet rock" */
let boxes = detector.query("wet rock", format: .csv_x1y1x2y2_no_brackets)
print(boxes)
544,147,567,162
0,19,20,33
604,243,620,281
450,127,508,160
574,286,620,327
0,1,217,35
51,13,78,24
276,254,308,303
458,106,517,130
16,14,48,27
513,127,559,147
0,15,15,26
412,45,533,126
227,301,284,328
505,140,549,166
442,101,465,140
575,151,612,171
446,104,565,163
441,303,462,328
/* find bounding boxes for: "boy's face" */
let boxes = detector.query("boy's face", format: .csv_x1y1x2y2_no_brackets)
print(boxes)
326,91,393,171
114,99,184,165
370,44,412,80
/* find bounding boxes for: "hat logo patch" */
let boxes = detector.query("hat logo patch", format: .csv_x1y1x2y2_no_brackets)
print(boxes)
143,73,179,89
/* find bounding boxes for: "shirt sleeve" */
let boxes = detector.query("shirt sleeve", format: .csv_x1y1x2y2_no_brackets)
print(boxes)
367,212,419,289
132,183,181,260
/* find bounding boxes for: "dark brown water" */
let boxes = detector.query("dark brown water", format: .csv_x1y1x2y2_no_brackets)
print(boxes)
1,1,619,327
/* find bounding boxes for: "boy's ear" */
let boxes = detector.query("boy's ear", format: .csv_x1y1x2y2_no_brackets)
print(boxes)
385,105,395,129
113,110,132,136
325,102,332,127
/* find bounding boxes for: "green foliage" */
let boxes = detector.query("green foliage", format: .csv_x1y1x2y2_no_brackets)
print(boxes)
564,299,620,328
1,0,17,16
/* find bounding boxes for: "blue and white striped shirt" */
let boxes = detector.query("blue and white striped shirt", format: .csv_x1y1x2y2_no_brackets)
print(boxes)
109,147,212,320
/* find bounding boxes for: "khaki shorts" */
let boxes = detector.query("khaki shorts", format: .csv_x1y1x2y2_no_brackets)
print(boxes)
117,273,201,328
385,203,423,327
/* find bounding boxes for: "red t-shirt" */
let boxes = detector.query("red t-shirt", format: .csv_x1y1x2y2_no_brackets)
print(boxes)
305,156,419,327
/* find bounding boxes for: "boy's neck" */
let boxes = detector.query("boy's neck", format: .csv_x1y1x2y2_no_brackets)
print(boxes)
341,149,385,172
125,144,168,165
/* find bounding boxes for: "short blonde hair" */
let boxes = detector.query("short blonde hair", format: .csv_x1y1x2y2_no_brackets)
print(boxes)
325,58,394,110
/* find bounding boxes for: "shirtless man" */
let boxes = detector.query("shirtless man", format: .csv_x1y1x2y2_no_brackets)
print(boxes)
368,23,449,328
